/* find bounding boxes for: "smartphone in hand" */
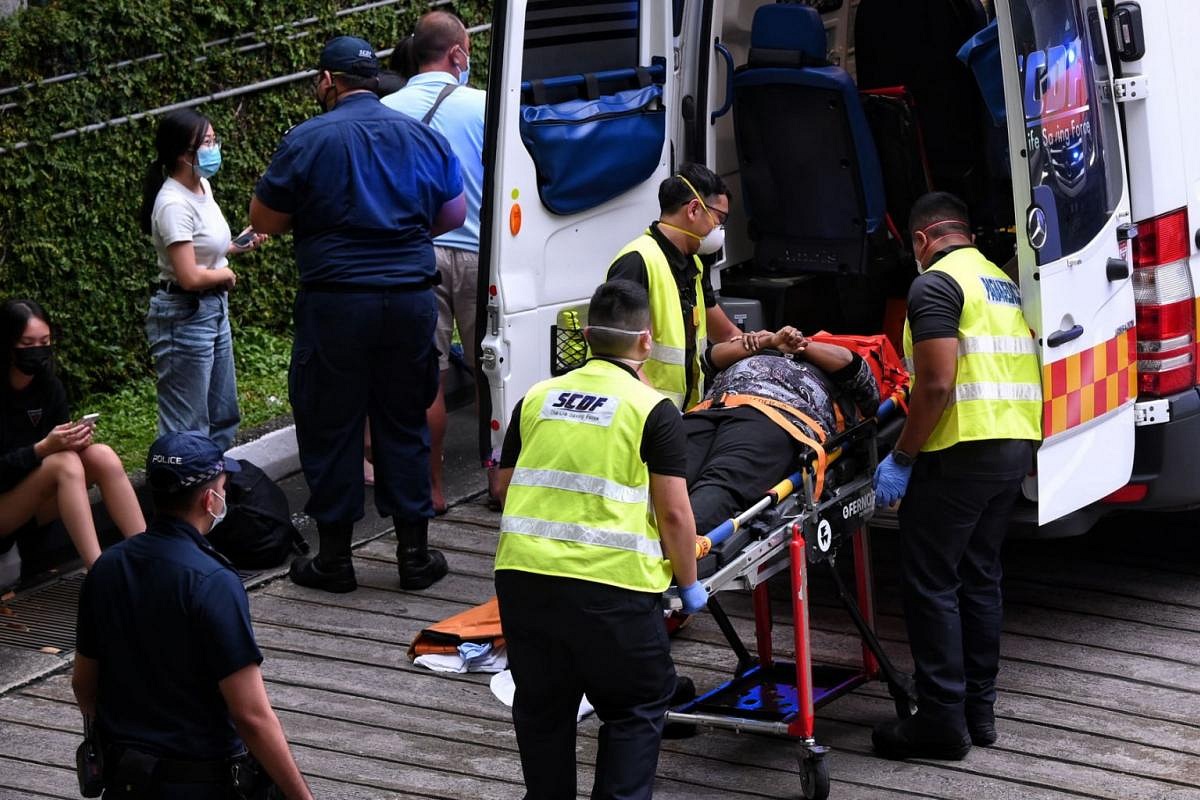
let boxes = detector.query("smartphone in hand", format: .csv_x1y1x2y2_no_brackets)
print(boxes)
79,413,100,428
232,229,257,248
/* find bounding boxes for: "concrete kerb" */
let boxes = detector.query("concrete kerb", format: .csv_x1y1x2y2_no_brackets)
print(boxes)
226,423,301,481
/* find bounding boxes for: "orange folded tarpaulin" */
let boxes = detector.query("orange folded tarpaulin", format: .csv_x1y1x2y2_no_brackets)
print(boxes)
407,596,505,660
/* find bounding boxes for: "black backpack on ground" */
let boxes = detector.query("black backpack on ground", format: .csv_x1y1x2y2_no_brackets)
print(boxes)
208,459,308,570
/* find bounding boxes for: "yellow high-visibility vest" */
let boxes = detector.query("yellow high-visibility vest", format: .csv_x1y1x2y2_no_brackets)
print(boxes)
495,359,675,593
611,231,706,409
903,248,1042,451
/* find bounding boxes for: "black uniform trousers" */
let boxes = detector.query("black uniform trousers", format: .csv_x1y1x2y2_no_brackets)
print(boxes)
684,407,798,536
289,287,439,525
495,570,676,800
896,455,1022,731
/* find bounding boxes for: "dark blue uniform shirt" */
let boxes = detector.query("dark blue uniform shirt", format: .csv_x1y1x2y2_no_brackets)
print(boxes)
255,92,464,286
75,516,263,760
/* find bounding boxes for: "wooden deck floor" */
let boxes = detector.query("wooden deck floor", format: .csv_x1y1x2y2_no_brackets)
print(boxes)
2,501,1200,800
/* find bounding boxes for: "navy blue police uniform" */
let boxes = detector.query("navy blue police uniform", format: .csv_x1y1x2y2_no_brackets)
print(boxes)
254,37,463,592
75,437,257,798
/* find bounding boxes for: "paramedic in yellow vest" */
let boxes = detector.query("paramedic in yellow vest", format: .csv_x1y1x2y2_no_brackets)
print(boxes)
608,163,744,410
871,193,1041,761
494,279,707,800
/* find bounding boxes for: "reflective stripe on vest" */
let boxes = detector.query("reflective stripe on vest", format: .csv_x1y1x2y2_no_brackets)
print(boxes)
509,467,649,504
612,231,706,409
903,248,1043,451
495,359,674,593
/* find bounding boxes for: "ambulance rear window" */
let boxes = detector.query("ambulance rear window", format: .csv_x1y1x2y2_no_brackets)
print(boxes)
521,1,640,81
1009,0,1124,265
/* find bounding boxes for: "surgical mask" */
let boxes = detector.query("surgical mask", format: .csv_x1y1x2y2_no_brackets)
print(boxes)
207,488,228,530
194,145,222,178
586,326,651,367
12,345,52,376
456,46,471,86
913,219,970,274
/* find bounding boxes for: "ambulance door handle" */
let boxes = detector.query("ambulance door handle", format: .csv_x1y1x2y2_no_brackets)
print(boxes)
1106,257,1129,281
1047,325,1085,348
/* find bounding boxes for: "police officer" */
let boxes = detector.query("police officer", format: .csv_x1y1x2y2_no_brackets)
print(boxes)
872,192,1042,759
608,163,743,410
250,36,466,593
72,432,312,799
494,280,707,800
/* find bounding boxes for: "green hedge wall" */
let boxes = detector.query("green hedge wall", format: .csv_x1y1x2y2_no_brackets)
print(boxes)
0,0,490,400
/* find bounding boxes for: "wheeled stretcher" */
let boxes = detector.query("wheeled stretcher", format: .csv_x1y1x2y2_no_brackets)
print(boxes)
664,397,916,800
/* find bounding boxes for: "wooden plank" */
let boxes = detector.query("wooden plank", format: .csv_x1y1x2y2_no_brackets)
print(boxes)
825,691,1200,799
0,758,74,799
1001,578,1200,633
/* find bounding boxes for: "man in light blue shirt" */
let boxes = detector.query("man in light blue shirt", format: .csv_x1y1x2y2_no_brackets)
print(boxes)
383,11,487,514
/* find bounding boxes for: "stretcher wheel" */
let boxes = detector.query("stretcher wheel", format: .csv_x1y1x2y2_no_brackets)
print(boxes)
798,750,830,800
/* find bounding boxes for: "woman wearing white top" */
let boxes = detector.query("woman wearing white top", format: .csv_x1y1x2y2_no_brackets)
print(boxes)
139,110,265,450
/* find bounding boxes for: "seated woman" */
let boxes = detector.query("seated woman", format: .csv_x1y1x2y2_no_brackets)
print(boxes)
0,300,145,568
686,327,880,535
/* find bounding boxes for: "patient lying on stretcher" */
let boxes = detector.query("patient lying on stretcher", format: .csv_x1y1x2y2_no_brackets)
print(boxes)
685,328,880,536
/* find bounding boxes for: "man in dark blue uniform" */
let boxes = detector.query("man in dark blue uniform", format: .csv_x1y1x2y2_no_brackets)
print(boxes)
250,36,466,594
72,432,312,799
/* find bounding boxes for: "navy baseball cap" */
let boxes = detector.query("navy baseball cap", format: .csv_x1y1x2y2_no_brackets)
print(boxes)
318,36,380,77
146,431,240,493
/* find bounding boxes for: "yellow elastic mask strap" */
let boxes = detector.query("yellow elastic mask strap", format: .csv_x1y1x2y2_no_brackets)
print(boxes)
676,175,716,224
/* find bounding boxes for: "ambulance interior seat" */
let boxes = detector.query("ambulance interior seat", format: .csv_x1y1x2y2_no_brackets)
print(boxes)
731,3,885,276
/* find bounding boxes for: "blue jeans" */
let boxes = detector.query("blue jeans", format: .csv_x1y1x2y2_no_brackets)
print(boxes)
146,291,240,450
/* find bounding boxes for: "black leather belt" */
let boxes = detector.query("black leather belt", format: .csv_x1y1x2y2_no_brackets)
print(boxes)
301,273,441,294
108,746,230,784
156,280,221,296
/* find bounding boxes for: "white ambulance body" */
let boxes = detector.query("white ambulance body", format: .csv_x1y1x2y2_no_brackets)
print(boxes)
475,0,1200,535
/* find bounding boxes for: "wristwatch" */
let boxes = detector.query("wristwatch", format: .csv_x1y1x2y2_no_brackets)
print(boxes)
891,449,917,467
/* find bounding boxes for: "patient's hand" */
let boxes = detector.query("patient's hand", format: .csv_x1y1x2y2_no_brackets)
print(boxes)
774,326,810,354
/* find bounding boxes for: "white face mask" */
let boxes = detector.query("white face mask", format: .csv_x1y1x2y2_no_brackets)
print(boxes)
586,326,651,367
207,488,228,530
697,224,726,255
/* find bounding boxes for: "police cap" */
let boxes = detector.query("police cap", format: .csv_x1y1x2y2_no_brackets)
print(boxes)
146,431,241,493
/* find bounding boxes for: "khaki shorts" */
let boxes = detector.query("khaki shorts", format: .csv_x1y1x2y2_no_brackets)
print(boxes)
434,246,479,372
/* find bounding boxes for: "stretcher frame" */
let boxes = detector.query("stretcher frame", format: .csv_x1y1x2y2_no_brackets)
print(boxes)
664,409,915,800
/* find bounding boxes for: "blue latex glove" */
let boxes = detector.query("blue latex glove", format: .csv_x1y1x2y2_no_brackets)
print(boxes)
679,582,708,615
873,453,913,507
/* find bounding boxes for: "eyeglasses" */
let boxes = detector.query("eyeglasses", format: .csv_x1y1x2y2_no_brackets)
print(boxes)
197,136,221,149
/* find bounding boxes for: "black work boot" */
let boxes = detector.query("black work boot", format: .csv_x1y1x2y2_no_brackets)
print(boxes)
966,704,998,747
289,522,357,593
395,517,448,590
872,714,972,761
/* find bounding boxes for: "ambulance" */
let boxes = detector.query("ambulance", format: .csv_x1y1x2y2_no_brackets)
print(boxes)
473,0,1200,536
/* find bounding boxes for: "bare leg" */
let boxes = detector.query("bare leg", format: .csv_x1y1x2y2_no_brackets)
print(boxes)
2,452,102,567
427,373,449,514
78,444,145,538
363,421,375,486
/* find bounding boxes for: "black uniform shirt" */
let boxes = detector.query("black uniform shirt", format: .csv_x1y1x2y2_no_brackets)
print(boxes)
76,516,263,760
499,358,687,477
908,247,1033,479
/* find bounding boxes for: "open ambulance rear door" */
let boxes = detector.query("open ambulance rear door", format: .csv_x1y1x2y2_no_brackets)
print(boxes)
476,1,678,458
995,0,1137,524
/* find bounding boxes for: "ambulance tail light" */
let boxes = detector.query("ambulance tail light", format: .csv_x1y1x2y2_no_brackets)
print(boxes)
1132,208,1196,397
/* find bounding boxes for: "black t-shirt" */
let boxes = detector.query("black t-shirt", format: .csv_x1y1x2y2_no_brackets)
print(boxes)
0,373,69,492
907,246,1034,480
499,359,687,477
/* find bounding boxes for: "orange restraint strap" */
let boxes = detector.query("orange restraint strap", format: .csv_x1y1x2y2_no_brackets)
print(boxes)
689,393,829,499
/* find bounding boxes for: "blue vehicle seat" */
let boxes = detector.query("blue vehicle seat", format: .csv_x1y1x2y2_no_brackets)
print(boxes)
732,3,885,275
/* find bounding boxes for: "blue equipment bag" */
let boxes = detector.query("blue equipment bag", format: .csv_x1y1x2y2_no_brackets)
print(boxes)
520,83,665,216
959,20,1004,126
